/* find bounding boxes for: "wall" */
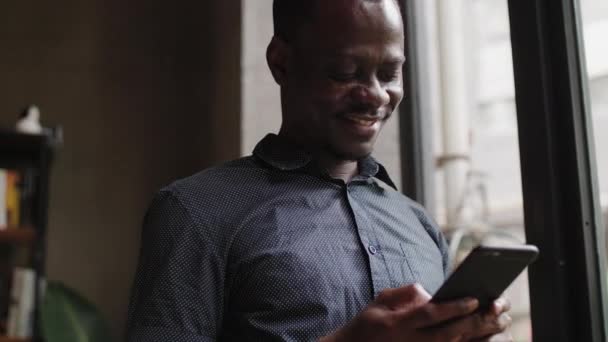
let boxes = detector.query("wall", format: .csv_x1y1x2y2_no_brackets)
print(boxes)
1,0,404,338
0,1,241,338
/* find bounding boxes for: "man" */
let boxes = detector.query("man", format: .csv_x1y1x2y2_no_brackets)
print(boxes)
127,0,512,340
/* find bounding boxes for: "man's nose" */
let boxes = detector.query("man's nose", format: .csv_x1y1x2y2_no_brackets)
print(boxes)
350,79,391,109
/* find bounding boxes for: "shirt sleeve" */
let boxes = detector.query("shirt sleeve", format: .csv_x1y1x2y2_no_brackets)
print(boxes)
409,203,451,277
126,190,224,341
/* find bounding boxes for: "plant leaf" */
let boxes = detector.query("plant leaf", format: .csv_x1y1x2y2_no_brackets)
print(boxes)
40,281,113,342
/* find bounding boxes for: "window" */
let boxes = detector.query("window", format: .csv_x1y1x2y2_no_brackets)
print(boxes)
404,0,608,340
580,0,608,245
408,1,531,339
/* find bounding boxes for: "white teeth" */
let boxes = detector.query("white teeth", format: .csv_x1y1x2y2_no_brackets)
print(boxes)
346,117,376,127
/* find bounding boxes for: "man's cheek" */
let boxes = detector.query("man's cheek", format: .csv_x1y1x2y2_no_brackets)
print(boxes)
310,96,343,116
387,85,404,108
311,80,353,97
315,92,353,115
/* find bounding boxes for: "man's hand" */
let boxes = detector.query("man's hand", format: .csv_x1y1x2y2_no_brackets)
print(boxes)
320,284,512,342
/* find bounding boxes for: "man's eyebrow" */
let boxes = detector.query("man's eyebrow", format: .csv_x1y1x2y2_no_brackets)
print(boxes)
326,52,406,64
384,55,406,64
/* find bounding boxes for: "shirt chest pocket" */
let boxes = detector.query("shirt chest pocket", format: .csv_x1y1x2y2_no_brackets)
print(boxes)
385,241,445,294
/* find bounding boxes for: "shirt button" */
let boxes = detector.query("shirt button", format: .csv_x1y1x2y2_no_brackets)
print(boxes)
368,245,378,255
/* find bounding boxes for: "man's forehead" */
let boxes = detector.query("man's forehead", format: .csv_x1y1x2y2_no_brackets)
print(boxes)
300,0,404,50
312,0,403,34
314,0,400,18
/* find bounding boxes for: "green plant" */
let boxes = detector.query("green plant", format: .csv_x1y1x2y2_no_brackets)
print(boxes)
40,281,113,342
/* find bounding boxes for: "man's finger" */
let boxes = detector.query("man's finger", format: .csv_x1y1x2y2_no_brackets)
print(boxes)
470,330,514,342
407,297,479,328
440,312,512,340
376,284,431,310
490,297,512,316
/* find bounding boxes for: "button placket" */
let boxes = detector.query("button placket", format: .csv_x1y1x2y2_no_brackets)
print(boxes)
346,187,394,297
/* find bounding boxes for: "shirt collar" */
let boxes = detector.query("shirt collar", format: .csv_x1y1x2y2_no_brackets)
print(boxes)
252,133,398,190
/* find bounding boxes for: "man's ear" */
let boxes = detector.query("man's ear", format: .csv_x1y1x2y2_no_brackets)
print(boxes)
267,36,290,86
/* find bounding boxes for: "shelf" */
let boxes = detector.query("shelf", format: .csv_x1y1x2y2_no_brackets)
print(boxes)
0,337,30,342
1,127,55,339
0,227,36,244
0,130,49,152
0,130,57,169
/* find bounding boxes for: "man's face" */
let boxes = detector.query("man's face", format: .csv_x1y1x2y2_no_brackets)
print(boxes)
282,0,405,160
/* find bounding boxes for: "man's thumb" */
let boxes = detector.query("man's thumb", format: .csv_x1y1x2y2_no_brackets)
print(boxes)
375,284,431,310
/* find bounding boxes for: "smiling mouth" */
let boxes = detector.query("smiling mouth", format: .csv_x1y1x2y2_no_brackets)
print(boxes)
341,115,383,127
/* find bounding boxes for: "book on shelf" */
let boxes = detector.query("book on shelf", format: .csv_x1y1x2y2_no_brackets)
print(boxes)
5,171,20,228
6,267,35,338
0,168,32,230
0,170,5,228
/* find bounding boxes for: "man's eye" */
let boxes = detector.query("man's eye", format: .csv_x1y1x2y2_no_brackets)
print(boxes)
378,69,400,82
329,72,357,82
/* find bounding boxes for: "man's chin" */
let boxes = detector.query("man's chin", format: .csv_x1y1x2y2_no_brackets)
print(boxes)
329,144,374,161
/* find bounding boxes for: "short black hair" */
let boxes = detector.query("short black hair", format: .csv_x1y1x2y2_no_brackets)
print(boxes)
272,0,317,42
273,0,402,42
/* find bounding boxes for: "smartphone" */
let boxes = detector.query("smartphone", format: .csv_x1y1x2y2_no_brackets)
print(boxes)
431,244,539,309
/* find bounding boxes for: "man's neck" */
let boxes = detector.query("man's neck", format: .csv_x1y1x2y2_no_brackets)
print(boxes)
316,153,359,183
277,130,359,183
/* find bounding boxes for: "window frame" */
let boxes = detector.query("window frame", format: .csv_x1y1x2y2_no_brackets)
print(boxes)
507,1,608,340
399,0,436,212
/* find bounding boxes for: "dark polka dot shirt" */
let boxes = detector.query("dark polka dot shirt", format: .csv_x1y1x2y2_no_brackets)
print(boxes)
126,134,449,341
